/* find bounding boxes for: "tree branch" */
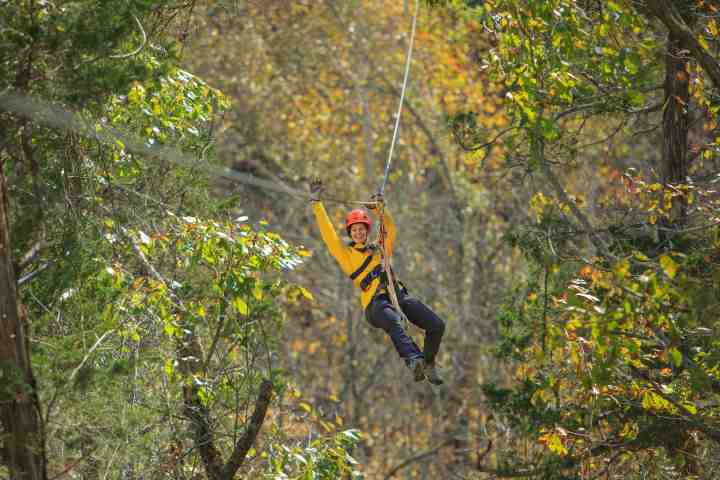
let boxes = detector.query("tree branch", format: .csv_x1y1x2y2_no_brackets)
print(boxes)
646,0,720,89
384,439,454,479
18,262,52,287
109,15,148,59
17,240,47,274
222,379,274,478
537,145,615,259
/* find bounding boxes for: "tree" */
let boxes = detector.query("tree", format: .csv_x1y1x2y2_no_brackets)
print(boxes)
1,1,363,478
1,1,188,477
439,0,720,477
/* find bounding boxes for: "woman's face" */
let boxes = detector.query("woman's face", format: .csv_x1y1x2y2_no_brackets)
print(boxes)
350,223,369,244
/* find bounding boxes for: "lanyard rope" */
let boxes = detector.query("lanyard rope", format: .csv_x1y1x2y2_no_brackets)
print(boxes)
377,205,408,327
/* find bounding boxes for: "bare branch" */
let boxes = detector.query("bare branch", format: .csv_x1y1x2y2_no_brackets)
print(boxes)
17,240,47,273
538,148,615,259
110,15,148,59
68,330,115,384
384,439,454,479
18,262,52,287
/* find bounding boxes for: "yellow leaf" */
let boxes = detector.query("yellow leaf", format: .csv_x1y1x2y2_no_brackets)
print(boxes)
709,19,718,37
128,83,145,104
298,286,314,301
232,297,249,315
614,258,630,278
253,283,263,300
659,254,677,279
131,277,145,290
698,34,710,51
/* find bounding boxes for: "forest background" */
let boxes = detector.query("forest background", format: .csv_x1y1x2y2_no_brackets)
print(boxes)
1,0,720,479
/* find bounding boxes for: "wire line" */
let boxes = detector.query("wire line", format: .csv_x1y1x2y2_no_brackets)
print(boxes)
379,0,420,196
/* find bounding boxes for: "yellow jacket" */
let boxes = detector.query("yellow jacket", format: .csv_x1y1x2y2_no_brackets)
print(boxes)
313,201,396,309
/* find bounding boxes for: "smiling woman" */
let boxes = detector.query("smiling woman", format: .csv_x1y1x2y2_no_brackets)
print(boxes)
309,181,446,385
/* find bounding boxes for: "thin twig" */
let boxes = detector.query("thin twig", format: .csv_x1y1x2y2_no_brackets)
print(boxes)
109,15,148,59
48,449,97,480
68,330,115,384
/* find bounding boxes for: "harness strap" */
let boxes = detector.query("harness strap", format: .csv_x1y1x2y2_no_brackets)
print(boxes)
350,252,375,281
348,242,378,254
360,264,385,291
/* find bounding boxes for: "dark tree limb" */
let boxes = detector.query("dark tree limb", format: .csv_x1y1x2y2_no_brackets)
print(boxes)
0,157,47,480
131,237,274,480
222,379,274,478
646,0,720,90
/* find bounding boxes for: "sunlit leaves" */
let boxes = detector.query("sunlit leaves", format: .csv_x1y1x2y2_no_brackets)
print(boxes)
232,297,249,316
537,429,568,457
264,429,362,479
110,67,229,153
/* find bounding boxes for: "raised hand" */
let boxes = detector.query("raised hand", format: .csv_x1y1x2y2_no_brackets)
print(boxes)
309,178,324,201
368,191,384,210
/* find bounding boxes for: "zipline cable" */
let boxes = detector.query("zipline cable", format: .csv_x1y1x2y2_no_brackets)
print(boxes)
379,0,420,196
0,91,372,207
377,0,420,330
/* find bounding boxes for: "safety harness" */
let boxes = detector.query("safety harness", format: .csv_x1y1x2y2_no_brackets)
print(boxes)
348,242,404,299
348,243,384,292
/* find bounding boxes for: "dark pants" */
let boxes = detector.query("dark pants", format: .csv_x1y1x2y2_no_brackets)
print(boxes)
365,289,445,364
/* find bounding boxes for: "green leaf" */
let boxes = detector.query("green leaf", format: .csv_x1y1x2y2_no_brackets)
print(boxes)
669,347,682,368
540,117,560,141
164,359,175,378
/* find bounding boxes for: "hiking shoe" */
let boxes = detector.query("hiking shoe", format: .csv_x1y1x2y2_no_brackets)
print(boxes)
406,357,426,382
424,362,444,385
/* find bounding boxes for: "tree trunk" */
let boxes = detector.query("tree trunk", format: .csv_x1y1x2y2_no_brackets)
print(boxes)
0,167,47,480
179,330,225,479
661,30,690,222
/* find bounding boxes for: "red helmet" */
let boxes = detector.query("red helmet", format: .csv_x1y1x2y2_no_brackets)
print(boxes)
345,209,372,236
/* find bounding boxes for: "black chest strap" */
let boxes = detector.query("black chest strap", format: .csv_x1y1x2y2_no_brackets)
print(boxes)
348,243,378,280
360,264,385,291
350,252,375,281
347,244,390,292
